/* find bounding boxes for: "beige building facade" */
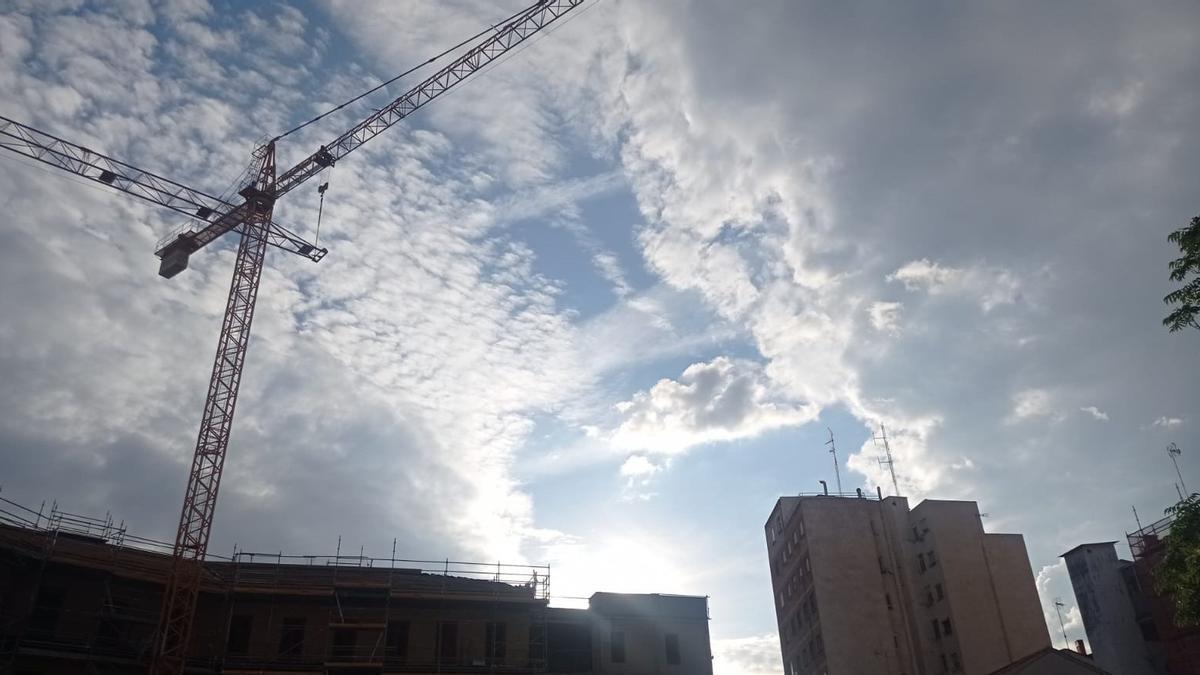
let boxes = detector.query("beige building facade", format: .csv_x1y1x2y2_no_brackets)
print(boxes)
765,495,1050,675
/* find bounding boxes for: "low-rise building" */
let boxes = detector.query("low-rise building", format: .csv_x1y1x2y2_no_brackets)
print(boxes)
0,500,712,674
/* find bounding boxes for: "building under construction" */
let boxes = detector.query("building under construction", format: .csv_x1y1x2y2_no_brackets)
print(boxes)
0,498,713,674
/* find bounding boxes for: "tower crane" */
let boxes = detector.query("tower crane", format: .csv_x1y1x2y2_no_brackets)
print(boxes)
0,0,587,672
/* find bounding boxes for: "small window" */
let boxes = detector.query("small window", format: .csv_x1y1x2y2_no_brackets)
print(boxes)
665,633,681,665
387,620,410,661
611,630,626,663
438,622,458,663
278,617,305,657
804,556,812,573
940,654,948,671
886,593,893,610
486,622,507,661
942,618,953,636
931,619,941,640
928,550,938,567
951,652,962,671
227,614,252,654
918,553,927,572
935,583,944,601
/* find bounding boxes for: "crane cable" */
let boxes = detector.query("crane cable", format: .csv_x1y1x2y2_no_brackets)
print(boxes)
271,2,542,144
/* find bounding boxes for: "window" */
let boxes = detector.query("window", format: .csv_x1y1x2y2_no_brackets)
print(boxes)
941,618,953,636
278,617,305,657
886,593,893,610
486,622,507,661
333,628,356,660
940,654,948,672
804,556,811,574
918,553,927,572
528,623,546,664
931,619,941,640
438,622,458,663
28,589,64,639
950,652,962,671
611,630,626,663
928,550,938,567
387,620,410,661
227,614,252,655
665,633,681,665
935,583,944,601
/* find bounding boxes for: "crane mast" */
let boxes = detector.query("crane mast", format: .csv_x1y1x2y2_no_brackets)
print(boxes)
0,1,588,673
154,144,277,673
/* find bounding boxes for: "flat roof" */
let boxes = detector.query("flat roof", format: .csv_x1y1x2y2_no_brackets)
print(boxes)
1060,541,1118,558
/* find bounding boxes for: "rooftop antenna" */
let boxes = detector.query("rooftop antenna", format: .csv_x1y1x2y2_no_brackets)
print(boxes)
1167,443,1188,497
826,428,843,496
873,424,901,497
1132,505,1144,531
1054,599,1070,649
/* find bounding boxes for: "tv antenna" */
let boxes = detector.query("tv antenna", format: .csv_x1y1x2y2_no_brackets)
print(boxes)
1053,599,1070,648
873,424,901,497
1167,443,1188,497
826,428,843,496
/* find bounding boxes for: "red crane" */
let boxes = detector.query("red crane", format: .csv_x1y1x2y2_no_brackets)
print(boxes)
0,1,586,672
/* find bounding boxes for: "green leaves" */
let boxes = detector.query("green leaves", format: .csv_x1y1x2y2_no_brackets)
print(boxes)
1157,494,1200,627
1163,216,1200,332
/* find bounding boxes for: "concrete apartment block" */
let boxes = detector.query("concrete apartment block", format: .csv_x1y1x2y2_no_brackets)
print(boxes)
766,494,1050,675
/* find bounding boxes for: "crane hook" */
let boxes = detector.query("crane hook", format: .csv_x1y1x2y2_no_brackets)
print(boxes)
315,180,330,244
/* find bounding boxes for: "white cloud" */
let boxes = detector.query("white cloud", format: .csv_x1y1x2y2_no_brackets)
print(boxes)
1008,389,1058,423
1080,406,1109,421
713,634,782,675
889,258,1023,312
1152,416,1184,428
612,357,818,454
889,258,964,291
867,301,903,333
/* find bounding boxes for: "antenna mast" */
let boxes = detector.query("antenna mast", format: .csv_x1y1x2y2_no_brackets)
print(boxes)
826,428,843,496
1053,599,1070,648
874,424,901,497
1167,443,1188,496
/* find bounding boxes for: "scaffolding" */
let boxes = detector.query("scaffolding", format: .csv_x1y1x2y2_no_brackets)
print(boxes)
0,496,551,674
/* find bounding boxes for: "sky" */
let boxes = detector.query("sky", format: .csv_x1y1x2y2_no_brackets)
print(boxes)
1,0,1199,673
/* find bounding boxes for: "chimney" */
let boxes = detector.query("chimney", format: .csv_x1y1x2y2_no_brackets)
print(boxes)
1074,639,1087,656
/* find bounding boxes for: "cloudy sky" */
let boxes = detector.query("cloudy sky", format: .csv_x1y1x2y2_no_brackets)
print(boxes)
1,0,1199,672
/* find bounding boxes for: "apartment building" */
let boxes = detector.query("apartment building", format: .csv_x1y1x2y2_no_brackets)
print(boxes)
764,493,1050,675
0,499,712,674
